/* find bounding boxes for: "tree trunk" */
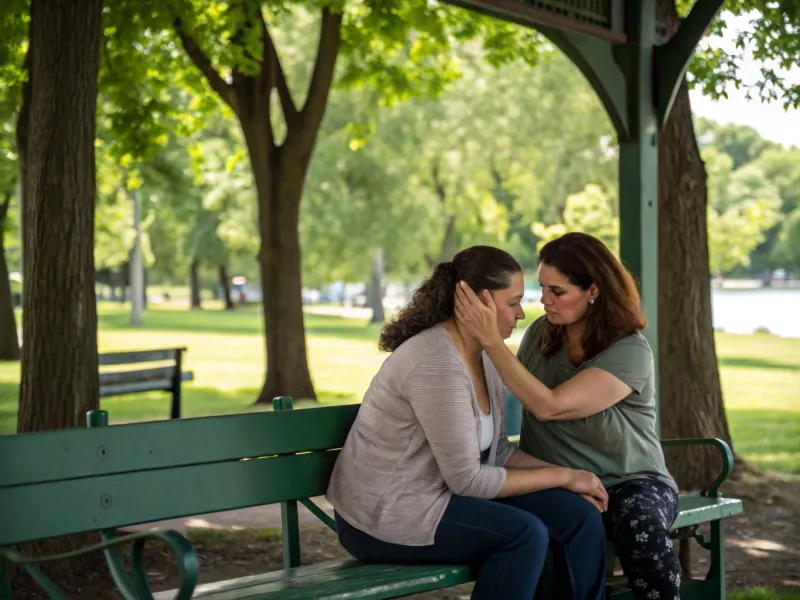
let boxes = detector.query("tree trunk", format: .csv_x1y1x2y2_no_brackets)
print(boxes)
13,0,105,580
18,0,102,433
109,269,120,301
657,2,734,494
189,260,202,309
249,134,316,402
426,161,457,268
175,7,342,404
0,194,21,360
219,264,234,310
368,249,385,324
143,267,149,309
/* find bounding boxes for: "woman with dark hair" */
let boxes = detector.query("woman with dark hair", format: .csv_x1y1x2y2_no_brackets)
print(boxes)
454,232,681,600
326,245,608,600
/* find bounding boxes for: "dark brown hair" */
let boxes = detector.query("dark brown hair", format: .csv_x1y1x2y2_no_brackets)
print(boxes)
538,232,646,360
379,246,522,352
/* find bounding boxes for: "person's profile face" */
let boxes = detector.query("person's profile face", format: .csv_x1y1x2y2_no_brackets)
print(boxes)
490,271,525,339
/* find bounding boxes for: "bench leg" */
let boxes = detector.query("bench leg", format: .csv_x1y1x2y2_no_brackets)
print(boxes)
171,351,183,419
281,500,301,569
170,386,182,420
1,557,11,599
706,520,726,600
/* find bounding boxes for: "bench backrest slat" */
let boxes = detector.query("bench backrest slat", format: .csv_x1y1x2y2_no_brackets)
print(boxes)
99,378,175,398
98,348,183,366
99,366,176,387
0,404,359,487
0,451,338,545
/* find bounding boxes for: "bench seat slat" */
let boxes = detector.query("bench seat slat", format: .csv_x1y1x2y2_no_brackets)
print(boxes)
99,348,183,366
672,496,742,529
153,560,473,600
0,404,358,487
99,371,192,397
155,560,369,597
0,452,338,546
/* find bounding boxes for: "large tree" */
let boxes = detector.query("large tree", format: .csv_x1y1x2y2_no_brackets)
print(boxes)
659,0,800,489
161,2,538,402
17,0,103,433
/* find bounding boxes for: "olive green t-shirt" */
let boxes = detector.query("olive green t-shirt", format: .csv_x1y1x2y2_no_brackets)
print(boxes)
515,316,677,492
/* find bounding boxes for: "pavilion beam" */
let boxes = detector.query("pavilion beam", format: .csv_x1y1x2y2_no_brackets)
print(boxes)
443,0,628,44
654,0,724,126
536,27,630,138
617,0,660,423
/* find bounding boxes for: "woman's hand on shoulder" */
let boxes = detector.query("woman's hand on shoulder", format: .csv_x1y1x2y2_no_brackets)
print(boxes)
562,468,608,511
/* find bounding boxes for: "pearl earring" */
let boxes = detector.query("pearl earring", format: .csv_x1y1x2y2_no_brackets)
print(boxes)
590,299,595,305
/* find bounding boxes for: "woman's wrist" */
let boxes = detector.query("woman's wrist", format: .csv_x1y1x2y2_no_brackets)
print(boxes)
482,332,505,354
550,466,572,488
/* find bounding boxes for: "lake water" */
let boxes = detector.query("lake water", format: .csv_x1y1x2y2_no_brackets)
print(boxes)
710,288,800,338
520,287,800,339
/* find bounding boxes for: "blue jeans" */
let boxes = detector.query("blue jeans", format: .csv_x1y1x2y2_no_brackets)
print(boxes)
335,488,606,600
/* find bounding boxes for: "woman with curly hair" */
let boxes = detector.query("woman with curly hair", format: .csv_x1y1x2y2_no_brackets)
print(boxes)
326,245,608,600
454,232,681,600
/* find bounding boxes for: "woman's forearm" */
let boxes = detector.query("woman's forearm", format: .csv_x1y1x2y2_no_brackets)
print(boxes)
485,341,558,419
504,447,558,469
496,466,570,498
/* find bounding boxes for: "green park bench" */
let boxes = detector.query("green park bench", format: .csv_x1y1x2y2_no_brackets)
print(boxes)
99,348,194,420
0,397,741,600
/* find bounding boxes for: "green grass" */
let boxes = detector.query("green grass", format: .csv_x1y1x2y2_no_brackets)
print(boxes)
730,589,800,600
0,302,798,473
715,332,800,473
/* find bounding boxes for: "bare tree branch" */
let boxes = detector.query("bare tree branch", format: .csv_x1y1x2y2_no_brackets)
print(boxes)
174,18,239,113
258,12,298,128
301,8,343,132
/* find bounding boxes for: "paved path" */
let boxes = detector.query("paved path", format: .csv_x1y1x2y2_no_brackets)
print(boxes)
127,496,334,532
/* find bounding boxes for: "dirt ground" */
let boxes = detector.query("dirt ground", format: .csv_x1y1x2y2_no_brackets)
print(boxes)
10,474,800,599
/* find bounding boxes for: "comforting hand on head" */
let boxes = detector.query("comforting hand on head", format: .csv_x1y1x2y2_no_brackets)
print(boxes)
454,281,504,350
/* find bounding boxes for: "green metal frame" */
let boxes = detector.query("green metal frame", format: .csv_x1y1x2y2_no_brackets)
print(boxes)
273,397,340,570
0,411,199,600
0,530,198,600
442,0,724,422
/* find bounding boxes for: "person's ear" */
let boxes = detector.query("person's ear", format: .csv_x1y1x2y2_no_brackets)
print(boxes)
588,283,599,304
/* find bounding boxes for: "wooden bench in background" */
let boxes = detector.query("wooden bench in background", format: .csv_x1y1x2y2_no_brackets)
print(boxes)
99,348,194,419
0,398,742,600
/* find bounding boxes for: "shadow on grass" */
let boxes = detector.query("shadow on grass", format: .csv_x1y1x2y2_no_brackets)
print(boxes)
720,357,800,372
98,308,383,342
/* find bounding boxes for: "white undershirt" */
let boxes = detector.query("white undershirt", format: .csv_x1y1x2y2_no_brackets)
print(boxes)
479,405,494,452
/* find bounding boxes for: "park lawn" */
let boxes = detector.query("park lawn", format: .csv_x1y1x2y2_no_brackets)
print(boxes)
0,302,798,473
730,590,800,600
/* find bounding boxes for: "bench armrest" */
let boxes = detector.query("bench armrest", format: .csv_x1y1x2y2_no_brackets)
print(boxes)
0,529,198,600
660,438,734,497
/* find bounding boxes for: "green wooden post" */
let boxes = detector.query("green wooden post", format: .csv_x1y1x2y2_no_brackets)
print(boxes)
273,396,302,569
617,0,660,427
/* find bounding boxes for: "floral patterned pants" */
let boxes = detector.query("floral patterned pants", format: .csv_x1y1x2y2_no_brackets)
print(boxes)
604,479,681,600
